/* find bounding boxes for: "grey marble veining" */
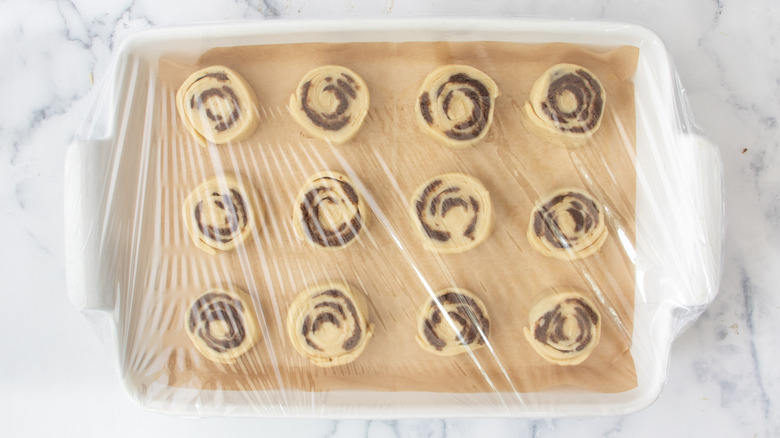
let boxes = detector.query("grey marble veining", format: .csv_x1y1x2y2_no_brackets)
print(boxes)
1,0,778,436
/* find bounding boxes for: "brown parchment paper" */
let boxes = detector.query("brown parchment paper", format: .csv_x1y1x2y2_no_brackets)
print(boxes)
128,41,639,396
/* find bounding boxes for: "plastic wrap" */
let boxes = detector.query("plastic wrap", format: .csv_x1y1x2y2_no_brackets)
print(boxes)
64,19,724,418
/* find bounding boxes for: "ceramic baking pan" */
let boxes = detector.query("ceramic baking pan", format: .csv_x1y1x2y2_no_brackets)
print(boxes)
65,19,723,417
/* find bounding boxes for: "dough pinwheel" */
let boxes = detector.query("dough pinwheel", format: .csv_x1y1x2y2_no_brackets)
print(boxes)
293,171,369,250
182,174,261,254
527,188,608,260
523,64,606,146
416,288,490,356
523,289,601,366
410,173,494,253
286,282,374,367
185,286,261,364
289,65,370,145
415,65,499,148
176,65,260,146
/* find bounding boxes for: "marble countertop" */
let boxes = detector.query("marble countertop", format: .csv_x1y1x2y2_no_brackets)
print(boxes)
2,0,778,436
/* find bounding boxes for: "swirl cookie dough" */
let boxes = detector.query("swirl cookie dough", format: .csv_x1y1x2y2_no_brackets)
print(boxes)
415,65,499,148
182,174,261,254
527,188,608,260
416,288,490,356
176,65,260,146
293,171,369,250
523,289,601,366
410,173,494,253
185,286,261,364
289,65,370,145
523,64,606,146
286,282,374,367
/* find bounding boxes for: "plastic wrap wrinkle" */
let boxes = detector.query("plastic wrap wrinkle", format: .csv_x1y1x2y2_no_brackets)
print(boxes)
112,40,644,400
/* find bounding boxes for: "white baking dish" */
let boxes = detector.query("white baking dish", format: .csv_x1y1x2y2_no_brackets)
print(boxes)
64,18,723,418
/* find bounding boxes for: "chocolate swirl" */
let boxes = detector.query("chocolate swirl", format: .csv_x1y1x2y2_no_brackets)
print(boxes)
287,282,374,367
182,174,261,254
185,287,261,364
176,65,259,146
416,288,490,356
289,65,370,145
523,64,606,146
416,65,499,148
523,289,601,366
293,171,368,249
195,189,247,243
527,188,608,260
410,173,494,253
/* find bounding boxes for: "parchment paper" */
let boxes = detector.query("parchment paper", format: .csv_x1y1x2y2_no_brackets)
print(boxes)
128,41,639,395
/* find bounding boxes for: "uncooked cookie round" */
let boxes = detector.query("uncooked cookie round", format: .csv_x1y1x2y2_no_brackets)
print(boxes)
523,289,601,366
415,65,499,148
286,282,374,367
185,286,261,364
288,65,370,145
182,174,261,254
527,188,607,260
416,287,490,356
523,64,606,146
176,65,260,146
293,171,369,250
410,173,494,253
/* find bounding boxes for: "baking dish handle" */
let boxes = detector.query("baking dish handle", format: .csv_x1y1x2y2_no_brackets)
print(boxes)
676,133,724,309
64,139,115,312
